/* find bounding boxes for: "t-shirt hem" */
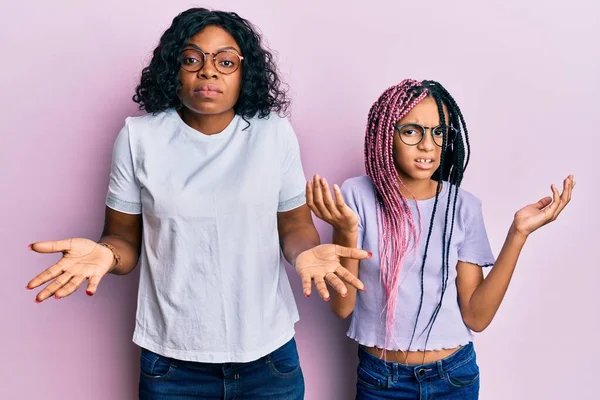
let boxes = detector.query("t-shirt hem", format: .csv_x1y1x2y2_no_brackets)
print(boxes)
132,321,298,363
347,331,473,352
106,193,142,214
458,257,495,268
278,192,306,212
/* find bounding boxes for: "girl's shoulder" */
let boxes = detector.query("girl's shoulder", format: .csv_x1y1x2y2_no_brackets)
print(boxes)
452,184,483,208
340,175,376,200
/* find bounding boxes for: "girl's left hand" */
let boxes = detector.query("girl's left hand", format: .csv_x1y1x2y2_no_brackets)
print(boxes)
512,175,575,236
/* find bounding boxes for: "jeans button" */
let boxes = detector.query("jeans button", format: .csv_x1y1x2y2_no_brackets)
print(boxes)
418,369,425,376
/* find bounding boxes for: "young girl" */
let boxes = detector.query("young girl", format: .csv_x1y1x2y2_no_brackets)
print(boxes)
307,79,574,399
26,8,368,399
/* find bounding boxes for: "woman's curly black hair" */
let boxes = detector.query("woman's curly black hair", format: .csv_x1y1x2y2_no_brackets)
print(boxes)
133,8,290,119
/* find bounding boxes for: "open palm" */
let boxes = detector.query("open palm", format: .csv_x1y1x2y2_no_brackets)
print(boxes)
513,175,575,236
27,238,115,302
295,244,370,301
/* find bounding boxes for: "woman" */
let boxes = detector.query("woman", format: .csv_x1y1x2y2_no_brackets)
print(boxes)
26,8,368,399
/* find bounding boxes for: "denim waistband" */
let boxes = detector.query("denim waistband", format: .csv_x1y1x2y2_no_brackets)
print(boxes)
358,342,475,382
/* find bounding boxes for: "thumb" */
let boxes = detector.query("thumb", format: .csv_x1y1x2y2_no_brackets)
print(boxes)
534,196,553,210
334,244,372,260
30,239,73,254
85,274,105,296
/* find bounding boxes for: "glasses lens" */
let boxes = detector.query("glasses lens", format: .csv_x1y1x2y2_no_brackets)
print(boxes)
432,126,448,147
398,124,424,145
432,126,457,147
214,51,241,74
180,50,204,72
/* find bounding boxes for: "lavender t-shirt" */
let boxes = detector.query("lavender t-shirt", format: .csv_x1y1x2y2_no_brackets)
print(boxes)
341,176,495,351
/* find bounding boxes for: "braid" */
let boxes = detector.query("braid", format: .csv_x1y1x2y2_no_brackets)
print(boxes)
412,81,471,351
406,93,448,352
364,79,425,350
365,79,472,353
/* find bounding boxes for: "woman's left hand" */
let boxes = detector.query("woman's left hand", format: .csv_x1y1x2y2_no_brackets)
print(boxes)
295,244,370,301
512,175,575,237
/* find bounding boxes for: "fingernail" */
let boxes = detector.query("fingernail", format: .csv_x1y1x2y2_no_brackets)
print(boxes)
28,244,33,250
360,286,366,291
368,251,373,258
54,296,60,299
342,293,348,297
324,297,330,301
35,298,41,303
86,291,93,296
25,285,32,290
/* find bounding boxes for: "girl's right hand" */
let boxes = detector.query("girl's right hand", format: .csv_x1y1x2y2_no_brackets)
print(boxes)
26,238,116,302
306,174,359,232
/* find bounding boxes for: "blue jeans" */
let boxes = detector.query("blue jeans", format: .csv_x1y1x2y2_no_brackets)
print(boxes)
356,342,480,400
139,338,304,399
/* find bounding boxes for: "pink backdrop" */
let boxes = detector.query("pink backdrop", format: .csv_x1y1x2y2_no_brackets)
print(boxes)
2,1,598,399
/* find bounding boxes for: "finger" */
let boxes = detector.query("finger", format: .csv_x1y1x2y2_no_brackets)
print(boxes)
313,276,330,301
36,271,74,302
55,274,86,298
306,181,318,214
320,178,342,218
300,273,312,298
545,184,562,219
306,181,325,219
553,176,574,218
85,275,104,296
30,238,73,254
312,175,333,220
334,244,372,261
335,266,365,291
325,273,349,297
27,260,67,289
566,175,574,202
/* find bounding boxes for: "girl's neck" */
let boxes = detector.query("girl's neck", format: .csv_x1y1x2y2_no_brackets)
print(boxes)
398,177,441,200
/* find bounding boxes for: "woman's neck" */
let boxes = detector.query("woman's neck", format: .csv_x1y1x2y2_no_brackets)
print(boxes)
179,108,235,135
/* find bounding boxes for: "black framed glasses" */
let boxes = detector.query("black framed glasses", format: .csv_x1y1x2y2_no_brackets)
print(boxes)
179,48,244,75
394,123,457,147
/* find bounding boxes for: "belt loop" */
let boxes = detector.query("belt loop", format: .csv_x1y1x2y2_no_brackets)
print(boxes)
392,362,399,383
436,359,444,379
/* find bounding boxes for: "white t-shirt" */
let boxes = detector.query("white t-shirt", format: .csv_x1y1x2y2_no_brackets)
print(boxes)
106,109,306,363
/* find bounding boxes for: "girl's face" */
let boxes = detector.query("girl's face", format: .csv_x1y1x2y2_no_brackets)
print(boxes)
178,25,243,116
392,96,449,184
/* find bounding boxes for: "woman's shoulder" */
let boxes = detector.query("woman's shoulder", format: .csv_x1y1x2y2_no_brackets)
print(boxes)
122,109,176,134
244,112,290,129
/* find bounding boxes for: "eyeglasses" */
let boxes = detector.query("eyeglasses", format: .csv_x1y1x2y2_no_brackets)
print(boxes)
394,123,457,147
179,48,244,75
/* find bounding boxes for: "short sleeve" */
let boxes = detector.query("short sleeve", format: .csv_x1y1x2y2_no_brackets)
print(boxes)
278,118,307,212
340,181,365,249
105,121,142,214
457,200,495,267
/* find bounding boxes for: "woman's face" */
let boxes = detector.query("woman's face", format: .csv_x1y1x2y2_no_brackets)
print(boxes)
177,25,243,116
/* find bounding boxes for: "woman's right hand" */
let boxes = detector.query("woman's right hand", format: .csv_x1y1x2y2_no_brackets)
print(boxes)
26,238,116,302
306,174,359,232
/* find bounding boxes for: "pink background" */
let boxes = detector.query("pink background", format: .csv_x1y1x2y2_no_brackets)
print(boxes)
2,1,598,399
